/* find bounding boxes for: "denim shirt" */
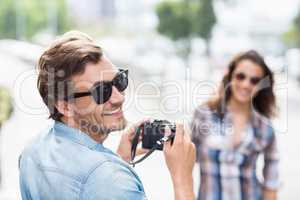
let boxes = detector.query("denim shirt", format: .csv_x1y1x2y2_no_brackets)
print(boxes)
19,121,147,200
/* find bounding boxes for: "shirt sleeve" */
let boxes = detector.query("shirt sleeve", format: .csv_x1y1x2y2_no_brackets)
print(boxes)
262,127,280,190
80,161,147,200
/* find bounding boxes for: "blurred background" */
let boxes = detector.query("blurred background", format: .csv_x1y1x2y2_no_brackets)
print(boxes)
0,0,300,199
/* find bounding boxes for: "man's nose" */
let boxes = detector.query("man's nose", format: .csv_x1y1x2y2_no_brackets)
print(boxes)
108,86,125,105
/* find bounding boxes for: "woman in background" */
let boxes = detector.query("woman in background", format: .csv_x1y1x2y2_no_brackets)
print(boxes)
191,50,279,200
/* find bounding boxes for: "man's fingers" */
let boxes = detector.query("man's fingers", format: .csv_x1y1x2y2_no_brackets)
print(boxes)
173,122,184,145
128,118,150,139
163,126,172,152
136,148,149,156
183,124,191,141
135,118,150,128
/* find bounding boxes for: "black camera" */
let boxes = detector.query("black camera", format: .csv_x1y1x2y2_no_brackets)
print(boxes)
132,120,176,152
141,120,176,150
130,120,176,166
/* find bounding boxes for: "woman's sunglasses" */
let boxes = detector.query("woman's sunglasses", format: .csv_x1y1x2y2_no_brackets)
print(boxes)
233,72,262,85
66,69,128,104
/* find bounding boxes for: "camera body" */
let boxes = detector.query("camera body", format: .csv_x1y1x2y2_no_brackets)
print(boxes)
130,119,176,165
140,120,176,150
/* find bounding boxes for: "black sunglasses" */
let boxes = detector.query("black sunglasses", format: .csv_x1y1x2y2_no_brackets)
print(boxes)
66,69,128,104
234,72,262,85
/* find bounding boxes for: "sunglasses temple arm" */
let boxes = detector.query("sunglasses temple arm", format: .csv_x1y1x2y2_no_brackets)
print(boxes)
66,91,92,100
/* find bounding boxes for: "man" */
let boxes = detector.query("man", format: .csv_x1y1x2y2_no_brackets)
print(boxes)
19,31,196,200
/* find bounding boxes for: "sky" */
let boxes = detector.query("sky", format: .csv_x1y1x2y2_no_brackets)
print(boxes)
249,0,300,21
215,0,300,33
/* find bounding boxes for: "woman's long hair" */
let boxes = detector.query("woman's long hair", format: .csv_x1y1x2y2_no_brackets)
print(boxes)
207,50,276,118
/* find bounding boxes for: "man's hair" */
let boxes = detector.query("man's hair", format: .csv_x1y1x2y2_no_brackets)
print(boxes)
37,31,103,121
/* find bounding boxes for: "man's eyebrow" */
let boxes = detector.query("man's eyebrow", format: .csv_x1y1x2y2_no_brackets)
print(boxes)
73,81,94,92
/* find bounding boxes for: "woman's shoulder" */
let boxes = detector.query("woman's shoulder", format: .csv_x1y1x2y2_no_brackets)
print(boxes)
191,103,214,132
193,102,222,121
194,103,212,115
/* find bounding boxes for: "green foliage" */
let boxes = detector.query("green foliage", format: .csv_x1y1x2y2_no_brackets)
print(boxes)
283,7,300,48
0,0,16,38
56,0,71,34
0,87,13,126
0,0,71,40
156,1,192,41
282,26,300,48
193,0,216,40
23,0,48,39
156,0,216,42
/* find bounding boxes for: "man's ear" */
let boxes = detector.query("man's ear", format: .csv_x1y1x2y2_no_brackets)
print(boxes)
56,100,74,118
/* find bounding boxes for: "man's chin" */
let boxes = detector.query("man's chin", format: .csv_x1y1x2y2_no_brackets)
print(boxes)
107,118,127,132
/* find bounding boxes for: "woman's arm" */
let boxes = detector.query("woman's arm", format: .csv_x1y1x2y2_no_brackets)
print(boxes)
262,127,280,200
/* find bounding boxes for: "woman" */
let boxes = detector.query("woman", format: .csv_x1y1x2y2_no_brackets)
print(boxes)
191,50,279,200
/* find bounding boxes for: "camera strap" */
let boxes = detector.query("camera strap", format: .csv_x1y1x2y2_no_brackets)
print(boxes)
130,146,157,167
130,130,172,167
130,125,143,164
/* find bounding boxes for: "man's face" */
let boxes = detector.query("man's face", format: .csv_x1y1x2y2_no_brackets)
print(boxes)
69,56,126,137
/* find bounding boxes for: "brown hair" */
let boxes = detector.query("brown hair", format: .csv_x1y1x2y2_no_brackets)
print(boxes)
37,31,103,121
207,50,276,118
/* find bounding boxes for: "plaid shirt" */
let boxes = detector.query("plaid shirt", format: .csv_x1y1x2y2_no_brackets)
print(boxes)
191,105,279,200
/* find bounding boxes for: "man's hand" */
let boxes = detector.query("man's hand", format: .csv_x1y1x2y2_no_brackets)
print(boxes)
163,123,196,200
263,188,277,200
116,119,149,162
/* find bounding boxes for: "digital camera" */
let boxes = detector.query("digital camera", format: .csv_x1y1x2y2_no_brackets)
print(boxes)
136,120,176,150
130,120,176,166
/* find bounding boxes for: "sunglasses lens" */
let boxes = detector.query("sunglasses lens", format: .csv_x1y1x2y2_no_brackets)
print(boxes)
235,73,246,81
92,83,112,104
235,72,261,85
114,71,128,92
250,77,261,85
89,70,128,104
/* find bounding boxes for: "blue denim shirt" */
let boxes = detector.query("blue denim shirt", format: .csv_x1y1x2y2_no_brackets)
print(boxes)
19,121,147,200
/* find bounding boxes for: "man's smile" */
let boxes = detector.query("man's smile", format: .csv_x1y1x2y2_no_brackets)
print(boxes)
102,107,123,117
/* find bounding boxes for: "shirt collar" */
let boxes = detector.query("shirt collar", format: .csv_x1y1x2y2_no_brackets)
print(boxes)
53,121,104,150
210,104,265,127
